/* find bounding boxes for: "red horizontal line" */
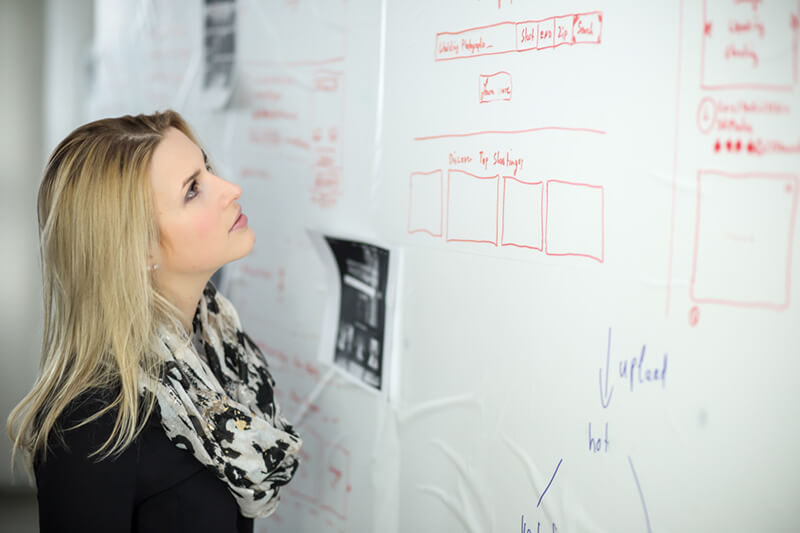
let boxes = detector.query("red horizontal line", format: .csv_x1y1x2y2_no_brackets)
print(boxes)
414,126,606,141
244,56,345,68
701,82,793,92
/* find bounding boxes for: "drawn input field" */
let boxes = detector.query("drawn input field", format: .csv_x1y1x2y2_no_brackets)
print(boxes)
446,169,500,245
701,0,797,90
501,177,544,250
479,71,512,103
691,170,798,309
408,170,443,237
545,180,605,262
435,12,602,61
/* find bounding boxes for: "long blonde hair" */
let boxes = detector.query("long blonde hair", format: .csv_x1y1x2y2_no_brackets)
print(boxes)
7,110,203,481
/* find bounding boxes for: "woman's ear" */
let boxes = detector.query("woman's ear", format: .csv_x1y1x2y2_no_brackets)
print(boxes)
147,244,162,272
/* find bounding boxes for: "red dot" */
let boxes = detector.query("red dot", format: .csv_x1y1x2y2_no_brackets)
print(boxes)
714,140,721,152
689,306,700,327
735,139,742,151
726,139,732,151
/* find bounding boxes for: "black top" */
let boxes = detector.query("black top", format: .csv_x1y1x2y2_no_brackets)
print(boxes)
34,388,253,533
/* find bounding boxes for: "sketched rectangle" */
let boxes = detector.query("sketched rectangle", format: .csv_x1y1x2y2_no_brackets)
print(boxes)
479,71,512,103
573,12,603,44
700,0,795,90
446,169,500,245
515,20,539,51
435,21,516,61
691,170,798,309
554,15,574,47
408,170,443,237
545,179,605,262
501,176,544,250
537,18,555,49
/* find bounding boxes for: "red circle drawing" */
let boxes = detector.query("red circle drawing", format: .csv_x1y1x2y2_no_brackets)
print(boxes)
697,97,716,134
689,306,700,327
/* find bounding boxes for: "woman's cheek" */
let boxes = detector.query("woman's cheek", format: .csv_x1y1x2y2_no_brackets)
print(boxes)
176,212,218,269
192,209,217,241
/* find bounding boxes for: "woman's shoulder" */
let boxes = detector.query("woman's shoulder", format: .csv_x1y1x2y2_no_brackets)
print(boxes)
58,386,121,431
34,386,142,530
36,386,129,468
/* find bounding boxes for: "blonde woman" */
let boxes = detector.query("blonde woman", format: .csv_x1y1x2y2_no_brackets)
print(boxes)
6,110,301,533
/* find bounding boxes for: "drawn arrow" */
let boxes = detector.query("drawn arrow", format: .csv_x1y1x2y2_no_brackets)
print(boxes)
599,328,614,408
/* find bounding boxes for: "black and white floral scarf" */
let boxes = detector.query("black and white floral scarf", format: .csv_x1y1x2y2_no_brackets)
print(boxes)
139,282,301,518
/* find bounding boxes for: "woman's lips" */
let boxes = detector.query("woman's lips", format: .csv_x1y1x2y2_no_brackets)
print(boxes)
230,213,248,232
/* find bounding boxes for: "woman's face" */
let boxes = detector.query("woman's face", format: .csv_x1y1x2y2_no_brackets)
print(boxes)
150,127,255,277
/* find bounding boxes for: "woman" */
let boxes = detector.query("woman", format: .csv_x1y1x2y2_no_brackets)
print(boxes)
6,110,301,532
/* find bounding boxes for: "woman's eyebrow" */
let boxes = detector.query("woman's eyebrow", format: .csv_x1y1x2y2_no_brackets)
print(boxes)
182,169,201,190
182,149,207,190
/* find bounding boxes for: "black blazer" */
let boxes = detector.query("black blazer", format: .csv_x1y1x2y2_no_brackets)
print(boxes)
34,388,254,533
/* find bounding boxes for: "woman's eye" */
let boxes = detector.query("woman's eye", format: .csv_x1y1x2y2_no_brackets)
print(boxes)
185,179,199,201
205,163,213,172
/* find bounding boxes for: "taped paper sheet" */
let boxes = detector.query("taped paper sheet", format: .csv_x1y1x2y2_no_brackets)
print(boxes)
309,230,400,399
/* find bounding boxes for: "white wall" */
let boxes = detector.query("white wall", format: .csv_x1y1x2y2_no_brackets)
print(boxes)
0,0,93,490
0,0,46,490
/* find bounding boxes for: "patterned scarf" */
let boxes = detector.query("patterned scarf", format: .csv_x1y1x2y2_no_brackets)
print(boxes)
139,282,301,518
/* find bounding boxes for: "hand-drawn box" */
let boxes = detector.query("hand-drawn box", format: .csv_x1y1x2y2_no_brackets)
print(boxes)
554,15,574,47
537,18,555,49
435,22,516,61
408,170,443,237
515,20,539,51
545,180,605,262
572,12,602,44
479,71,512,103
446,169,500,245
701,0,795,90
501,177,544,250
691,170,798,309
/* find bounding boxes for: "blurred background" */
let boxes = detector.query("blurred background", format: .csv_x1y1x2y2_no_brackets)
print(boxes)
1,1,94,530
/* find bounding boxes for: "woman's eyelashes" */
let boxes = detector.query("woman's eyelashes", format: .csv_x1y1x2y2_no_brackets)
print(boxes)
185,178,199,201
186,157,214,202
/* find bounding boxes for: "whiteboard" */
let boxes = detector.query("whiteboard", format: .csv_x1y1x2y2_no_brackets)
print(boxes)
87,0,800,531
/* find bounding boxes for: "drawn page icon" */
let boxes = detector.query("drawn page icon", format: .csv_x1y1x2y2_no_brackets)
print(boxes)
320,445,351,520
701,0,795,90
691,171,798,309
408,170,443,237
287,428,322,504
501,177,544,250
545,180,604,262
446,170,499,245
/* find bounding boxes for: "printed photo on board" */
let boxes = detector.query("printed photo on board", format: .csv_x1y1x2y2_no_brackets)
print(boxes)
325,237,390,391
202,0,236,108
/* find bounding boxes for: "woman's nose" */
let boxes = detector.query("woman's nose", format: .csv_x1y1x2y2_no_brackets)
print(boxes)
230,181,242,201
218,176,242,204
